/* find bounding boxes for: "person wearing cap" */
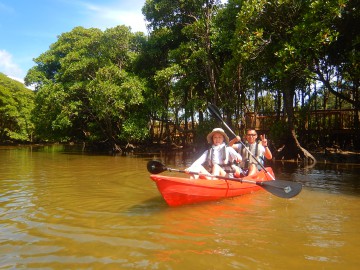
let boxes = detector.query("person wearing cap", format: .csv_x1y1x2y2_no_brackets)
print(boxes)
185,128,242,179
229,128,272,176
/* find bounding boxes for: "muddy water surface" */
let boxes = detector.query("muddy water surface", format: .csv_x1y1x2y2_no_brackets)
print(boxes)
0,145,359,269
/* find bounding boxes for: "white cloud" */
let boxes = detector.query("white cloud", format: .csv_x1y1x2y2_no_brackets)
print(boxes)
0,49,25,83
77,1,148,33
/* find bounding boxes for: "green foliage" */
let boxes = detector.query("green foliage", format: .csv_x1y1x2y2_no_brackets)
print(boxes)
191,119,218,147
119,110,150,142
26,26,147,145
18,0,358,150
87,65,146,142
31,83,72,141
0,73,34,142
269,120,291,147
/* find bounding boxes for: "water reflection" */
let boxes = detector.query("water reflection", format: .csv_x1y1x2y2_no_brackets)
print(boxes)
0,145,359,269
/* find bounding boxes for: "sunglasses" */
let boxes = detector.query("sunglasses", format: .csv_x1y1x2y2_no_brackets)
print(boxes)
246,134,257,137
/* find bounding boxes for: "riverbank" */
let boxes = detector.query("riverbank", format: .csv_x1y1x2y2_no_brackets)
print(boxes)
312,148,360,164
1,142,360,164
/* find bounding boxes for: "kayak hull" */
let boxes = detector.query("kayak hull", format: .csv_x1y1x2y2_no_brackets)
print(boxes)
150,167,275,206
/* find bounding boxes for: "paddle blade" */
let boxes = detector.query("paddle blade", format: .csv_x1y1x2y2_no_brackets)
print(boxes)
208,103,237,137
147,160,167,174
207,103,223,122
260,180,303,198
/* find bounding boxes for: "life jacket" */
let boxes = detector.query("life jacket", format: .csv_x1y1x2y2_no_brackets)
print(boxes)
206,145,229,167
239,142,264,164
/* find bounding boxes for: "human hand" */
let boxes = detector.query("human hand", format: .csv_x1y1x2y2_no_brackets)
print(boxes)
229,135,241,146
260,134,268,147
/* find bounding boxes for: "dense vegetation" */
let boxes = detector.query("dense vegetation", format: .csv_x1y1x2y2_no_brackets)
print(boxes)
1,0,359,160
0,73,34,142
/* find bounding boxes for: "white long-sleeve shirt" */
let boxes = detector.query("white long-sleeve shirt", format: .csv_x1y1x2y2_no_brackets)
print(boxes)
188,143,241,171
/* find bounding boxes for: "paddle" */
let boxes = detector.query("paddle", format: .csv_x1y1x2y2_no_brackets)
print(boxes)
147,160,302,198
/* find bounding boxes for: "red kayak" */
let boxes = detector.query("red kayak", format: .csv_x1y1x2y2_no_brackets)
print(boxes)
150,167,275,206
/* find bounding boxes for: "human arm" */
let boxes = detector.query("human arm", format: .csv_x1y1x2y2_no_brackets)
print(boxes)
185,150,208,173
260,134,272,160
229,135,241,148
228,147,242,163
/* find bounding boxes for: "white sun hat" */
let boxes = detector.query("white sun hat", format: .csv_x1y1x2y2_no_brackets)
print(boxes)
206,128,229,144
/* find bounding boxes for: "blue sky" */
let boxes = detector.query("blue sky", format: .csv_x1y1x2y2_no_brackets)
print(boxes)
0,0,148,84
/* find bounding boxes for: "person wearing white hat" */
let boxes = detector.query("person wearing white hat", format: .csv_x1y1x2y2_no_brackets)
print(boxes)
185,128,242,179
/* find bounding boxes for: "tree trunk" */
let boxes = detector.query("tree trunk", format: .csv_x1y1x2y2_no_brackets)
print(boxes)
275,79,316,163
276,129,315,163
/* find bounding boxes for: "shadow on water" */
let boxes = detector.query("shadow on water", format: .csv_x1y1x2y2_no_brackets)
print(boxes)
124,196,169,216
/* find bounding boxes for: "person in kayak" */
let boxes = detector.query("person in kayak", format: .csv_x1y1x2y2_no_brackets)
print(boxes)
185,128,242,179
229,128,272,176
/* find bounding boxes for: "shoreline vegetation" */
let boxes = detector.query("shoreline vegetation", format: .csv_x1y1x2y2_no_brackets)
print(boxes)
311,149,360,164
1,142,359,165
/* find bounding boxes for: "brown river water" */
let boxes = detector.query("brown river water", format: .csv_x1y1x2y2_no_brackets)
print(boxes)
0,145,359,269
